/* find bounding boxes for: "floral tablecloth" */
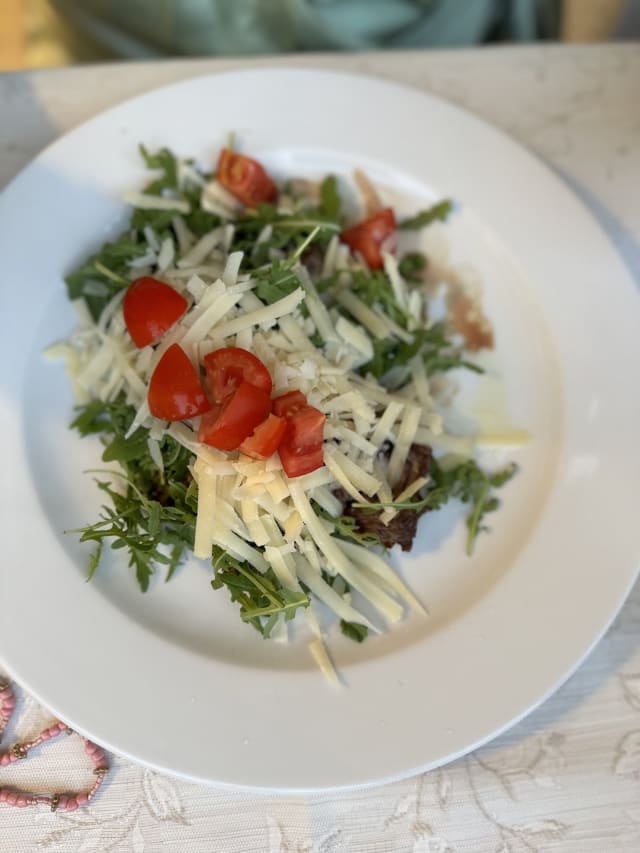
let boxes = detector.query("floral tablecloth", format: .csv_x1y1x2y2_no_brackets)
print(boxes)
1,43,639,852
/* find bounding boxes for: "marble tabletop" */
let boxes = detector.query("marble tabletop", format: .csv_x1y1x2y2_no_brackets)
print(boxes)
1,43,639,853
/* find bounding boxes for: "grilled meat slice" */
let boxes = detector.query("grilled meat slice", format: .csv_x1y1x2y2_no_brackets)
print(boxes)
336,444,432,551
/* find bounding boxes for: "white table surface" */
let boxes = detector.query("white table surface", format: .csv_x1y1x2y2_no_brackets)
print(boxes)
1,43,639,853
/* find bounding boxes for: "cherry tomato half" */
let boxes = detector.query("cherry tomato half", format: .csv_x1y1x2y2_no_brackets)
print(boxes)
216,148,277,208
340,207,397,269
203,347,272,403
278,405,326,478
271,390,308,418
123,277,188,348
148,344,211,421
198,381,271,451
239,413,286,460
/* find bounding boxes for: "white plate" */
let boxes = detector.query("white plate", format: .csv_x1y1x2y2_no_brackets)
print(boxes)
1,69,639,792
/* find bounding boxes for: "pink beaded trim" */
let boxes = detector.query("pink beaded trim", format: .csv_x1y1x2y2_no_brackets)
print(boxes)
0,681,109,810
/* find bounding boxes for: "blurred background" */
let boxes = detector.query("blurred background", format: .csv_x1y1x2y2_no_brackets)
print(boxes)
1,0,639,71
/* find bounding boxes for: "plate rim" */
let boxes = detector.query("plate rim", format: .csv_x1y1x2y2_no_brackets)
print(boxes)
1,66,639,792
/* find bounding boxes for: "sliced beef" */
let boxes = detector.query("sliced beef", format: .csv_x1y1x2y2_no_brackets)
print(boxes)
300,244,325,280
336,443,432,552
393,443,432,496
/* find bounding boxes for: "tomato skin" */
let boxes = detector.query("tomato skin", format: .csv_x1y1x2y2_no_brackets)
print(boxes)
123,277,188,348
203,347,272,403
278,405,326,478
148,344,211,421
272,390,308,418
340,207,397,269
239,414,286,460
198,381,271,451
216,148,277,207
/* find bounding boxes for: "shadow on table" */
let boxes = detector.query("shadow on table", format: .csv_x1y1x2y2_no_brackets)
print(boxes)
552,165,640,286
473,573,640,763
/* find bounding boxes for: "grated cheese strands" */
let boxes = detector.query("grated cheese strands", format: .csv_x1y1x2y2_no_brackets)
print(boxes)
264,546,300,591
147,437,164,472
369,400,404,448
414,427,475,456
308,638,340,687
97,291,126,334
383,252,408,311
172,216,194,253
335,315,374,361
284,511,304,541
323,450,366,502
336,290,391,339
330,450,381,497
177,228,225,269
476,429,530,448
57,152,520,674
193,457,217,559
222,251,243,286
180,291,243,349
288,483,403,623
143,225,160,252
157,237,176,272
123,192,191,214
387,404,422,487
213,288,305,339
200,178,243,218
325,423,377,456
338,540,426,616
295,558,376,630
380,476,430,525
295,265,338,344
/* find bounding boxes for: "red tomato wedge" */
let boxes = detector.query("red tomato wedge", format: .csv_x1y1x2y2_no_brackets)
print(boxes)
278,405,326,478
272,390,308,418
216,148,277,208
203,347,272,403
198,381,271,451
340,207,397,269
239,414,286,460
123,277,188,348
148,344,211,421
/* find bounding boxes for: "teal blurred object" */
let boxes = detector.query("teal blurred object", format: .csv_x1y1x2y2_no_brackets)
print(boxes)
50,0,561,58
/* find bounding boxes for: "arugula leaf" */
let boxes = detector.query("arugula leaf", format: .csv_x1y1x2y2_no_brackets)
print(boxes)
70,394,310,623
101,430,150,464
68,396,196,589
86,542,102,583
349,269,409,327
232,201,339,271
340,620,369,643
211,547,309,636
333,513,383,547
185,206,220,237
65,232,146,321
131,207,177,236
138,144,178,195
398,252,427,281
360,323,482,382
399,200,453,230
353,458,517,554
253,259,300,304
311,503,383,547
320,175,341,219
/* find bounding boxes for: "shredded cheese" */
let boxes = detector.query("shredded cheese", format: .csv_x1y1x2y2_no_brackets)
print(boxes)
123,192,191,214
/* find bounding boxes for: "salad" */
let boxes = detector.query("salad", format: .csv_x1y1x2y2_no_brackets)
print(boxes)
52,143,517,677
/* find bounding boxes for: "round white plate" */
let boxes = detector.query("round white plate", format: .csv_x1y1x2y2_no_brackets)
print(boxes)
1,69,639,792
